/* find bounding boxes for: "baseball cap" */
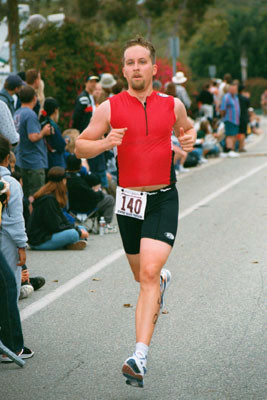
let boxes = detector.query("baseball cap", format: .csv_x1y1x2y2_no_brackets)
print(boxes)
86,75,99,82
5,74,23,90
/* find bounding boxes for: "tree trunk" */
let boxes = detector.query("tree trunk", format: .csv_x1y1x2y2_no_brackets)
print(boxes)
7,0,19,72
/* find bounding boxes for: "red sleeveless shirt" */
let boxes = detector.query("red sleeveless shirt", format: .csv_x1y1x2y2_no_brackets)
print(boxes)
109,91,176,188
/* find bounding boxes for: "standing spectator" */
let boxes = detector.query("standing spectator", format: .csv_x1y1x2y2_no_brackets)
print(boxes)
220,82,240,157
0,100,20,146
172,71,191,110
237,85,250,152
0,249,34,362
0,74,23,116
260,89,267,115
218,73,232,107
0,135,28,300
197,83,214,120
99,73,117,102
25,69,42,116
13,86,51,199
72,75,99,133
39,97,66,169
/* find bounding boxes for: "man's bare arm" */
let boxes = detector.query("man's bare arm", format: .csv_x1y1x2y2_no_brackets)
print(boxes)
75,100,127,159
173,98,196,152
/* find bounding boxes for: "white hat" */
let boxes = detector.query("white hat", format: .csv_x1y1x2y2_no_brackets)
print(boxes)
172,71,187,84
100,73,117,89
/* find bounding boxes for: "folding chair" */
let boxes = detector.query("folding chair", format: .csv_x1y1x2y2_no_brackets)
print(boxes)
0,339,25,367
68,208,99,234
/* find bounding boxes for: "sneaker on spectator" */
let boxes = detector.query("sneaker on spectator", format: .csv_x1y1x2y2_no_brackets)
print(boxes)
219,152,228,158
0,346,34,363
19,284,34,300
199,156,208,163
179,165,190,172
29,276,46,291
228,150,240,158
66,240,87,250
105,224,117,233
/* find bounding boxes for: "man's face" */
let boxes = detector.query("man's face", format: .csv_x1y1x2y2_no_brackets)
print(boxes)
85,79,98,93
229,84,238,95
122,45,157,91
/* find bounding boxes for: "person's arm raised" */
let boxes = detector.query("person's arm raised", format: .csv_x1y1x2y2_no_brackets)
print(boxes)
75,100,127,159
173,98,196,152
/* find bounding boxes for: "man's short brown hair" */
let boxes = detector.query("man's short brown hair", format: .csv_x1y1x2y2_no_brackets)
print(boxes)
19,85,36,103
26,69,39,85
123,36,156,64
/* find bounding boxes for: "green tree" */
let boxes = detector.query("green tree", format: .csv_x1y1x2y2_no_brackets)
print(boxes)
21,20,121,129
188,6,267,79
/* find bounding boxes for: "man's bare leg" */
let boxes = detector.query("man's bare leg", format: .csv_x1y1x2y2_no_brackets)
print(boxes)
122,239,172,386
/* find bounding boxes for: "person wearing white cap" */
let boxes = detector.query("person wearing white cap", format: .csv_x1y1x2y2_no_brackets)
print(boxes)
99,73,117,101
172,71,191,110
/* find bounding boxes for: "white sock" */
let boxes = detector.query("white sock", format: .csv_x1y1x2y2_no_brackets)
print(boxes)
135,342,149,360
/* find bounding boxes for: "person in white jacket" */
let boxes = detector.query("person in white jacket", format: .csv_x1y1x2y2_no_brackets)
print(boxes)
0,134,27,300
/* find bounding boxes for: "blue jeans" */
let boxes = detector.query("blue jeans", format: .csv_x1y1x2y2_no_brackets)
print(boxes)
0,250,24,353
30,228,79,250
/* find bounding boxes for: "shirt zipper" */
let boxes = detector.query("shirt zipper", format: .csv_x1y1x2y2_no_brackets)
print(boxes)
144,101,148,135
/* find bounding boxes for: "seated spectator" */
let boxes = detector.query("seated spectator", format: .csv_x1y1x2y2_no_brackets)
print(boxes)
171,134,189,173
0,135,28,300
62,128,89,174
197,120,220,157
27,167,89,250
248,108,262,135
39,97,66,169
66,154,115,229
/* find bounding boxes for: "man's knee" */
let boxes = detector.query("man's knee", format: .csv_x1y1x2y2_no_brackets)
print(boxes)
140,265,160,286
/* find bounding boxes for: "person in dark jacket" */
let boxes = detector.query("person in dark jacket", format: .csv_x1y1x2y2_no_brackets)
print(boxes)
237,84,250,152
66,154,115,225
72,75,99,133
27,167,88,250
39,97,66,169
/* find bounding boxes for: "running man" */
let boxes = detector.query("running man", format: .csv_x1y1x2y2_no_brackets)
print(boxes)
75,36,196,388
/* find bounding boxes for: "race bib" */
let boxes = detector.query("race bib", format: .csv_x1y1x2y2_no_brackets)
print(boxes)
115,186,147,220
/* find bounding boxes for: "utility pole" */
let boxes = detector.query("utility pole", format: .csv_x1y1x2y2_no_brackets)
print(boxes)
7,0,19,72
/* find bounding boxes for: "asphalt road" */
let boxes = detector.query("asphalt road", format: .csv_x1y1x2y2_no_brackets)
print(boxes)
1,120,267,400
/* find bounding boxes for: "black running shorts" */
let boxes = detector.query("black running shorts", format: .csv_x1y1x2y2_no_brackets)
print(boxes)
116,185,179,254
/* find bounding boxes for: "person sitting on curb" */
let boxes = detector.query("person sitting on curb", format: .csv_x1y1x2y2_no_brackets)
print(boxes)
66,154,115,232
27,167,89,250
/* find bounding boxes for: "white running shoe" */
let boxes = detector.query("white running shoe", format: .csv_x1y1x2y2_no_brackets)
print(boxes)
228,150,240,158
179,165,190,172
122,354,147,388
160,269,172,310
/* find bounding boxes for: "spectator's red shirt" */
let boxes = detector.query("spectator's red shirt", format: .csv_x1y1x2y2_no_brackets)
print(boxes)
109,91,176,188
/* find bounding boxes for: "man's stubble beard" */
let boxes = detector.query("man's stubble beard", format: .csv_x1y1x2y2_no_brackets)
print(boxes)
130,79,145,91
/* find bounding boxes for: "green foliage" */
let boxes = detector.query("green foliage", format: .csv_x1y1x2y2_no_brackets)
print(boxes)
77,0,99,19
245,78,267,109
101,0,137,27
21,20,121,129
189,7,267,80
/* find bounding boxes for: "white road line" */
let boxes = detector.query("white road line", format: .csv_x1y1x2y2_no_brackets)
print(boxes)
179,161,267,219
21,161,267,321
